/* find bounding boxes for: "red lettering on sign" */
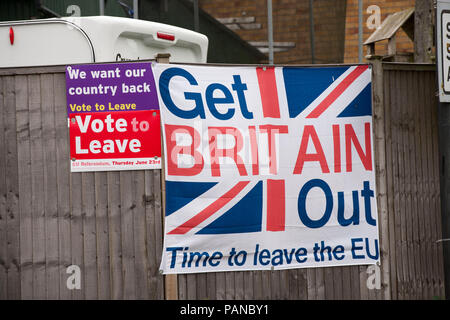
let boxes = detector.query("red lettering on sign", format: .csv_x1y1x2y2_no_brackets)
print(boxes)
266,179,286,232
259,125,289,175
208,127,247,177
293,125,330,174
345,122,372,172
165,124,204,176
333,124,341,173
69,111,160,160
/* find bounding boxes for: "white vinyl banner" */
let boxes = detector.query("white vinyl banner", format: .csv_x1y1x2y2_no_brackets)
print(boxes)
155,63,379,274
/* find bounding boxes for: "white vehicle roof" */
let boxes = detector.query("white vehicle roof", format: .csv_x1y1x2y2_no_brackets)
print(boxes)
0,16,208,68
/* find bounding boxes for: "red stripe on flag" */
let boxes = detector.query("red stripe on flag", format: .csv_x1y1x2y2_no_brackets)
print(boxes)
256,67,281,118
306,65,368,119
168,181,250,235
266,179,285,232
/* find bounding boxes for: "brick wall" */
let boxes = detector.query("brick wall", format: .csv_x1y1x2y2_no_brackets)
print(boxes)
200,0,346,64
200,0,416,64
344,0,415,63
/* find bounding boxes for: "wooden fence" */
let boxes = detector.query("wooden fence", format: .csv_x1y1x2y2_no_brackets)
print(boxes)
0,61,445,299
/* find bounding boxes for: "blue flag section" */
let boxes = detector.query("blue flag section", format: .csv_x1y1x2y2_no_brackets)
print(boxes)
283,66,348,118
154,63,379,274
197,181,263,235
165,181,217,216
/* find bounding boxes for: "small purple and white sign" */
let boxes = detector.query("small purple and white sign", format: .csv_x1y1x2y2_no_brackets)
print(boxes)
65,62,159,114
65,62,161,172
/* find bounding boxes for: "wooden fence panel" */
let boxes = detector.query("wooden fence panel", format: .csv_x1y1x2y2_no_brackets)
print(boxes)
382,63,446,299
0,67,165,300
174,63,446,300
0,63,446,300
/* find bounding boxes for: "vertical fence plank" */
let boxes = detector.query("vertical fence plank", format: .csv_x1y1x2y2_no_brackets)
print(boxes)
411,71,421,299
145,169,164,299
428,70,439,298
197,272,208,300
390,70,403,299
341,266,352,299
332,267,343,300
215,272,225,299
2,76,20,300
132,170,149,299
417,72,431,298
421,71,432,298
426,71,437,298
40,73,59,300
153,169,164,298
324,267,334,299
421,71,434,298
427,71,439,298
81,172,98,299
144,169,157,299
261,270,271,299
270,270,281,300
359,266,369,300
5,76,20,300
95,172,110,299
372,59,390,300
348,266,360,299
0,76,7,300
249,271,259,300
391,69,402,299
177,274,187,300
187,274,198,299
53,73,72,300
413,71,424,299
428,71,445,298
415,72,428,299
16,75,32,300
431,73,446,299
399,69,411,299
70,171,84,299
383,69,397,300
143,170,162,299
402,71,414,299
279,270,290,299
298,269,308,300
286,270,297,300
107,171,123,299
207,272,217,299
315,268,325,299
120,171,136,299
28,74,47,299
306,268,316,299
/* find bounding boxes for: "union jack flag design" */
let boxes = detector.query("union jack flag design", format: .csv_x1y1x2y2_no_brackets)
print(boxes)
163,65,372,236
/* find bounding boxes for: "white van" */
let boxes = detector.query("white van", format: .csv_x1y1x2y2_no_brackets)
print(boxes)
0,16,208,67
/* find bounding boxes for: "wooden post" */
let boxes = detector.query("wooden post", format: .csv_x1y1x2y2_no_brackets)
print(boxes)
371,58,391,299
387,35,397,57
155,53,178,300
366,43,376,57
414,0,434,62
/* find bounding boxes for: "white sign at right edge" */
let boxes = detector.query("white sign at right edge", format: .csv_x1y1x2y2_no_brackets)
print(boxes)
437,0,450,102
